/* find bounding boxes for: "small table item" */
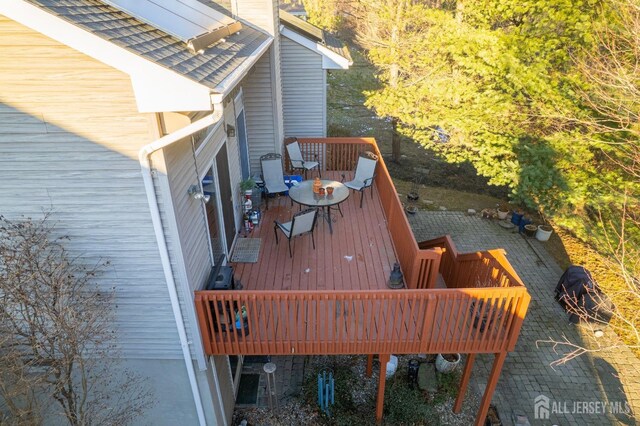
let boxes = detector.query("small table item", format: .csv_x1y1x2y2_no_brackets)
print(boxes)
288,180,349,234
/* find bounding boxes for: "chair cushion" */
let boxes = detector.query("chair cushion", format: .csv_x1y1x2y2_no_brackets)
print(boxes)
266,182,289,193
344,179,366,191
276,221,292,237
303,161,319,170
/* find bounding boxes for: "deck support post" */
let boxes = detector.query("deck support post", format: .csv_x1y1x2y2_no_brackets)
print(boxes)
453,353,476,413
474,351,507,426
375,354,390,424
366,354,374,377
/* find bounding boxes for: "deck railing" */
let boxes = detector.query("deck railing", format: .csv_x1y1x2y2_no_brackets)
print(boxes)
194,138,530,356
419,236,526,289
194,288,529,355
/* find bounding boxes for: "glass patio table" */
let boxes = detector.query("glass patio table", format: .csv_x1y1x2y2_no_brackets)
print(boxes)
288,179,349,234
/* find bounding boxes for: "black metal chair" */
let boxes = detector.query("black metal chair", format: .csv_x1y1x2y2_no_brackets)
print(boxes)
274,208,318,258
342,151,378,208
260,153,290,209
286,139,320,179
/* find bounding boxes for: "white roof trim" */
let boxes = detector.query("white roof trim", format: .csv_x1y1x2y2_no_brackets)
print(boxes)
209,35,273,104
1,0,214,112
280,26,351,70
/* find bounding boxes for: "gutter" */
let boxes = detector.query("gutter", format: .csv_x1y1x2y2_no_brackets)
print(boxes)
210,35,273,104
138,111,223,426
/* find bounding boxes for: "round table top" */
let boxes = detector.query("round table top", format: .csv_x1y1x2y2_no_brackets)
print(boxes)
288,179,349,207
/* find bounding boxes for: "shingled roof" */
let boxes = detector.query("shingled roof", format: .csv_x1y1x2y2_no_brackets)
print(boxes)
25,0,271,90
278,9,351,64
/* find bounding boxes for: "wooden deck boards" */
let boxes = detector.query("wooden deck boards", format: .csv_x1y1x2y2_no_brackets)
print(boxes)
231,172,397,292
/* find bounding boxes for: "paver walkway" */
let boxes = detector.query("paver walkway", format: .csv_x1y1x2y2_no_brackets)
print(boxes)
409,211,640,425
239,356,306,409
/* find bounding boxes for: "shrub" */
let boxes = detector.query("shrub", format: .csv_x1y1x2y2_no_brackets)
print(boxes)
384,372,439,425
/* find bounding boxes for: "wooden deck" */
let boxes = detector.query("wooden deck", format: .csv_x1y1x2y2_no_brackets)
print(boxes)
231,171,396,292
195,138,530,359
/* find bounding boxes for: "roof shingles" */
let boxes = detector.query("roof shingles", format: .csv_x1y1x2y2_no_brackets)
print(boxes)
26,0,270,90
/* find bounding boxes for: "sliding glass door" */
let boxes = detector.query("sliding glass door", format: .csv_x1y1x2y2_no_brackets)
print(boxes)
202,142,236,264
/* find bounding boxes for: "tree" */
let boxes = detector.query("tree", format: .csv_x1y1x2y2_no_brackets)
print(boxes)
0,214,154,425
301,0,343,31
358,0,639,244
537,0,640,364
351,0,422,163
347,0,639,360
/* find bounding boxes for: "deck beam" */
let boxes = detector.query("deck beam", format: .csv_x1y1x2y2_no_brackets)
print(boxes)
376,354,390,423
454,353,476,413
474,351,507,426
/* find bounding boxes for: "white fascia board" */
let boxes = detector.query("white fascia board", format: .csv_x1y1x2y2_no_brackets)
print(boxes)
2,0,212,112
280,26,351,70
209,35,273,104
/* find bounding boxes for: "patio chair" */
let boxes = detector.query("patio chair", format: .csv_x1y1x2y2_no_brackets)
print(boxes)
260,153,290,209
274,208,318,258
342,151,378,208
286,139,320,179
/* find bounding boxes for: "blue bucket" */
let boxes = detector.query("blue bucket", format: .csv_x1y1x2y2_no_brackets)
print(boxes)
518,216,532,233
283,175,303,195
511,211,523,226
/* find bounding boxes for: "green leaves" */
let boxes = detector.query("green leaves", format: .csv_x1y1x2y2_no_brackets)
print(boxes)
358,0,638,248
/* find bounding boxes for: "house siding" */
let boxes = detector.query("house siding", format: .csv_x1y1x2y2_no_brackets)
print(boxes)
0,16,183,358
212,356,235,423
281,36,326,137
242,50,280,174
161,114,245,292
224,96,244,231
159,118,237,425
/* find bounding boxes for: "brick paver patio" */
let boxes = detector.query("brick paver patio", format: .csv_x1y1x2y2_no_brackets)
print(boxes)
409,211,640,425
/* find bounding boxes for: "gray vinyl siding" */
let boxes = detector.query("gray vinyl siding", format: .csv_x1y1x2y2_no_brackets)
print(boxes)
0,17,181,358
242,50,280,174
224,97,244,231
281,36,326,137
162,136,213,297
150,157,204,364
212,356,235,424
162,120,239,295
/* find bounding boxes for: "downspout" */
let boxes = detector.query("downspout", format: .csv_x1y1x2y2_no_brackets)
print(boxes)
138,110,223,426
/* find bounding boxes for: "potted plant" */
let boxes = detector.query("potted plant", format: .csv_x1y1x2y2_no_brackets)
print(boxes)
524,223,537,237
239,178,256,196
536,224,553,241
435,353,460,373
405,204,418,215
497,205,509,220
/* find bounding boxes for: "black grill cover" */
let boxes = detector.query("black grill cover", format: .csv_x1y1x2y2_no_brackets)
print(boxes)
555,265,614,324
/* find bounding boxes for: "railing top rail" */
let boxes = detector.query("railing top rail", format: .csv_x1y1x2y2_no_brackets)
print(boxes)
297,137,377,145
418,235,459,257
194,287,527,298
486,249,526,287
419,235,526,288
195,289,439,297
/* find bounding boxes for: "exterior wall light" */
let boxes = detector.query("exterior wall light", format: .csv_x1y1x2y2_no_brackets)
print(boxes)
226,124,236,137
188,184,210,203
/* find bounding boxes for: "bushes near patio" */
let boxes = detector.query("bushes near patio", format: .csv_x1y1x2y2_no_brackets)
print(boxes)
384,372,440,425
